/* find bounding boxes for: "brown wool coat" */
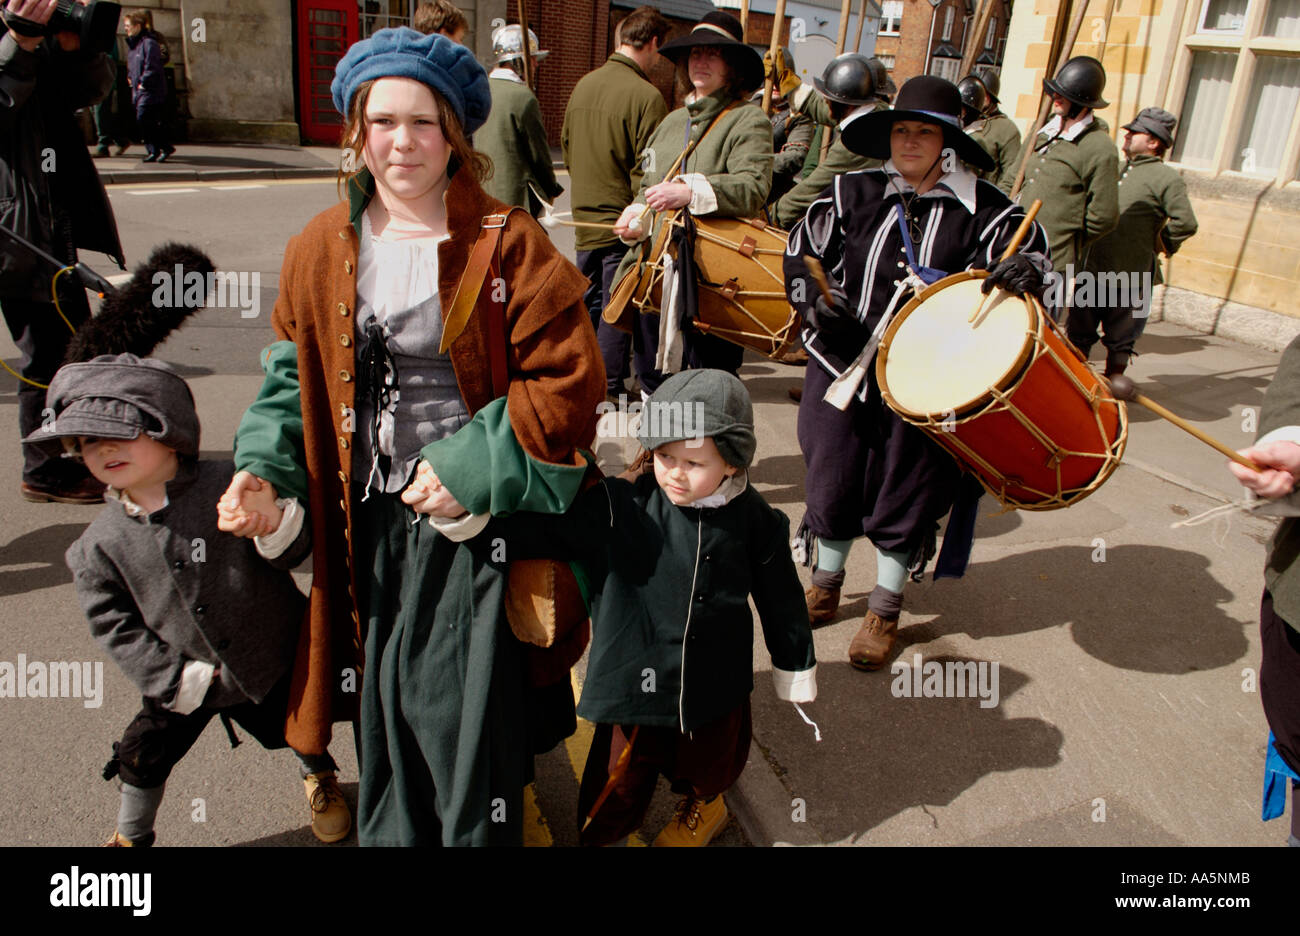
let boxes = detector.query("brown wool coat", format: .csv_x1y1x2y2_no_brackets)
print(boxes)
272,169,603,754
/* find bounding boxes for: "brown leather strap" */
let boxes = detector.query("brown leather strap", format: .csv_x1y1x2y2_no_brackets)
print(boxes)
486,230,509,400
662,101,740,181
439,210,515,355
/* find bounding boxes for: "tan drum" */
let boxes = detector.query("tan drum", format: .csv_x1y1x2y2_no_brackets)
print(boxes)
876,271,1127,511
604,213,799,359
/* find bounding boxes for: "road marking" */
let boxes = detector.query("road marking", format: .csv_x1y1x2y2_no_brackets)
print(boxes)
125,188,200,195
109,178,334,192
212,184,268,191
107,273,132,286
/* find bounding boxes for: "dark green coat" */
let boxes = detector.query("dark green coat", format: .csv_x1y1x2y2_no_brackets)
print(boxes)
1253,335,1300,631
492,473,815,732
477,74,563,217
1017,116,1119,273
968,110,1021,195
561,53,667,250
1084,153,1198,285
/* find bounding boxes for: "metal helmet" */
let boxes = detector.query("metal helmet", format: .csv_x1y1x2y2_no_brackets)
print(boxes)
866,57,897,101
492,24,550,64
958,76,987,115
973,66,1000,103
1043,55,1108,110
813,53,876,106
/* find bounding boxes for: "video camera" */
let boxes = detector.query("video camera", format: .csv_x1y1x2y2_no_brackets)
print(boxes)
2,1,121,56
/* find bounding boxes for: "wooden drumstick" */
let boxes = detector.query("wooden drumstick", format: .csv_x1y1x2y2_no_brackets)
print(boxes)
969,199,1043,326
1106,375,1263,472
802,255,837,306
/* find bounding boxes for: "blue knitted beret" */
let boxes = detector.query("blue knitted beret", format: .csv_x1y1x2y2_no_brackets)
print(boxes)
331,28,491,136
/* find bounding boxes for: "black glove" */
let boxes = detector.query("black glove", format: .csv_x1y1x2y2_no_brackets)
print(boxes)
807,287,859,341
981,254,1041,296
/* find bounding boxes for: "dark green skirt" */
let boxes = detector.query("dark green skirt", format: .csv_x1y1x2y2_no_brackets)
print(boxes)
354,490,530,846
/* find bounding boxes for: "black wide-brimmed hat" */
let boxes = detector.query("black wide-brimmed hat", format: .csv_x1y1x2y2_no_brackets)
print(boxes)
658,11,765,94
841,75,995,172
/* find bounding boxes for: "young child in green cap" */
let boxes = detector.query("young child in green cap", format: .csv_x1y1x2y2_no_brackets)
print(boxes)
488,368,817,846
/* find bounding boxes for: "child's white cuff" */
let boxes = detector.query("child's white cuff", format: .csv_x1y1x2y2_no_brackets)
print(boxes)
170,660,215,715
773,664,817,703
255,497,303,559
427,511,490,542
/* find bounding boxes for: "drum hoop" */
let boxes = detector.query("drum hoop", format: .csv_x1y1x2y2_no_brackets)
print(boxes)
877,270,1038,421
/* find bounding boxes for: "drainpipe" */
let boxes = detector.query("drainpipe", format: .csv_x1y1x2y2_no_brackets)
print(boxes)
923,0,942,75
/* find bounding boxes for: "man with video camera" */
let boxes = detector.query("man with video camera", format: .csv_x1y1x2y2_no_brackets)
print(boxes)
1,0,125,503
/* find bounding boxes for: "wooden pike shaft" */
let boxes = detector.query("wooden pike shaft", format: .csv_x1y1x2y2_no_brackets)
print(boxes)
762,0,790,114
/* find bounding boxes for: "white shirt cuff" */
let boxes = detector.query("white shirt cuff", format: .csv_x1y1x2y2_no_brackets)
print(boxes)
428,511,491,542
675,173,719,215
170,660,215,715
790,83,815,112
773,663,817,703
254,497,304,560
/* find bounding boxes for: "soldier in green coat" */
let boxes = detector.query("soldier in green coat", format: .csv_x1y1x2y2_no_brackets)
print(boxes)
476,25,563,217
764,51,887,231
961,70,1021,194
1017,56,1119,313
1073,107,1198,377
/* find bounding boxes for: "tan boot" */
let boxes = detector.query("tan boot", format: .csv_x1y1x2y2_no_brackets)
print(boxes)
304,771,351,843
806,583,840,624
849,611,898,671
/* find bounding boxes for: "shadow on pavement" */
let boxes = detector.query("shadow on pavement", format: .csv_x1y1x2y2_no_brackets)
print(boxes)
750,658,1062,843
905,544,1246,674
0,523,87,597
1128,368,1273,424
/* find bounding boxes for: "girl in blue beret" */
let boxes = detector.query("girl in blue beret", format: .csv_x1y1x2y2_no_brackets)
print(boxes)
219,28,605,845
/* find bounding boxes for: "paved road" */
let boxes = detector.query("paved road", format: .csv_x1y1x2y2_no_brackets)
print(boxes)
0,175,1284,848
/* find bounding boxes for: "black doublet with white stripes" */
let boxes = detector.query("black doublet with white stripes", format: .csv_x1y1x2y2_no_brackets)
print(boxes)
783,167,1050,382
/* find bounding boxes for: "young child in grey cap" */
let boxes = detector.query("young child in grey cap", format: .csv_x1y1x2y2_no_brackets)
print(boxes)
488,368,817,847
35,354,350,845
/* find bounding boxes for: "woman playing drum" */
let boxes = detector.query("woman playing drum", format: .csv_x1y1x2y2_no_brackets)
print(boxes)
611,10,773,394
783,76,1050,672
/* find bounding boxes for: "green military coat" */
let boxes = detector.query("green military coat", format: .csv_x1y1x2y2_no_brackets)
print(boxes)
561,53,668,251
477,73,563,217
1084,153,1199,285
968,110,1022,194
1017,116,1119,273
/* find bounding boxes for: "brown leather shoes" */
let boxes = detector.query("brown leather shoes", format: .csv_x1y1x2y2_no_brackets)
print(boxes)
849,611,898,671
787,386,803,403
806,583,840,625
21,476,107,505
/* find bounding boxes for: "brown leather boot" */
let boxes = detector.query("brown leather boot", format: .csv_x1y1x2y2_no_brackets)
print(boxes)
848,611,898,671
805,583,840,624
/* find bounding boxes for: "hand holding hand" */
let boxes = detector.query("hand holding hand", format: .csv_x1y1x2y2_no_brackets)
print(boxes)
217,471,282,537
1229,441,1300,499
400,461,468,519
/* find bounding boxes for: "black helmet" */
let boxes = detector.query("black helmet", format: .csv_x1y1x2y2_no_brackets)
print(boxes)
1043,56,1108,110
813,53,876,106
866,57,897,100
957,75,987,123
972,66,1000,104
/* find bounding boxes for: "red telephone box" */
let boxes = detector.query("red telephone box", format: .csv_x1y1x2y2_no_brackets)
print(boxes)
297,0,358,144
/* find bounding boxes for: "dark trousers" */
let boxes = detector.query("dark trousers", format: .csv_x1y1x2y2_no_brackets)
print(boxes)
576,244,631,395
1067,301,1149,371
576,701,750,847
135,101,169,157
0,290,93,485
106,670,332,789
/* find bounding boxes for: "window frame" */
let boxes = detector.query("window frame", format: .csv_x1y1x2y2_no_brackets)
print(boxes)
1167,0,1300,184
880,0,903,36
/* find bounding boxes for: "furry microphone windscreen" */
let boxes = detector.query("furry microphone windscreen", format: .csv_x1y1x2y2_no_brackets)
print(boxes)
63,243,217,364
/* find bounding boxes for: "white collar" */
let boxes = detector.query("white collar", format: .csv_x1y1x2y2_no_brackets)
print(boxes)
881,160,979,215
489,67,523,83
106,486,167,517
684,471,748,509
838,101,877,131
1040,112,1093,143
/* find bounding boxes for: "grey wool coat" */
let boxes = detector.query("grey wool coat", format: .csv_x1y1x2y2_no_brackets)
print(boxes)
66,459,310,708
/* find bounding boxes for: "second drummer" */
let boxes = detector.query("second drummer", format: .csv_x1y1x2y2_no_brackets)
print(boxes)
611,10,773,395
784,76,1049,672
